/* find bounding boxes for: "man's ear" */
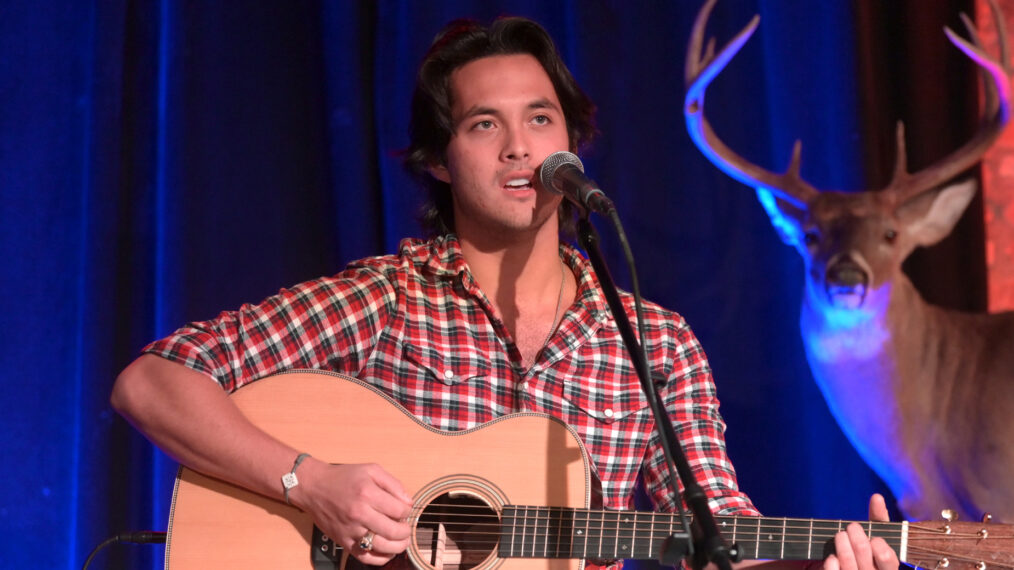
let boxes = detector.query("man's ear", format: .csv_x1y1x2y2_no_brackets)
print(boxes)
428,163,451,184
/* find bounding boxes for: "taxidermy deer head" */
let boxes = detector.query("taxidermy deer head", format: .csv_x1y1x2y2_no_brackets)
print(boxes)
686,0,1014,522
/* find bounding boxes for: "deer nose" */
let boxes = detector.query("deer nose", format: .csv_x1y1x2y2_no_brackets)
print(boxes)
826,258,867,287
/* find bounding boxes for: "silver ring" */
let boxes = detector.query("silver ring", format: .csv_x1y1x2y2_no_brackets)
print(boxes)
358,531,375,552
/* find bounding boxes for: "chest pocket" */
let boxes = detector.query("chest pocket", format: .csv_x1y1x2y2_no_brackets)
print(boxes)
402,341,491,386
562,380,651,424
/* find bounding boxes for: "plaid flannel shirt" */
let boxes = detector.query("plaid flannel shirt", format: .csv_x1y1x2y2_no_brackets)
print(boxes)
145,235,758,516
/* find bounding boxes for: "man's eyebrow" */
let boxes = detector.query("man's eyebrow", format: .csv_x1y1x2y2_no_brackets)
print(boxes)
458,105,500,122
528,98,562,112
455,98,563,124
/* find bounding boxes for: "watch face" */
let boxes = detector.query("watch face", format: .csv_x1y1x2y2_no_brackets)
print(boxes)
282,472,298,490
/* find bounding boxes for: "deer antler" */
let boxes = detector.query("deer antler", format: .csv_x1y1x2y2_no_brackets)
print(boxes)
684,0,816,208
684,0,1013,206
884,0,1012,202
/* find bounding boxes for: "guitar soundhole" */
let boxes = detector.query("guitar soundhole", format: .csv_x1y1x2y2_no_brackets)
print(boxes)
414,490,499,570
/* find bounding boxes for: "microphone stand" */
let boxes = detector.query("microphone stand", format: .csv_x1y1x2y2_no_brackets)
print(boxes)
575,211,738,570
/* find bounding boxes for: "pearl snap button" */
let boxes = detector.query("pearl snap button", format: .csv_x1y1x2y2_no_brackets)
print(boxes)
443,369,454,380
603,408,614,418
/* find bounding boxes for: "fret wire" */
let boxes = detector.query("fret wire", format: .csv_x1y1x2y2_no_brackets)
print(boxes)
755,515,760,558
509,506,517,558
665,507,673,555
530,505,539,558
648,511,656,559
779,518,785,560
540,505,548,558
806,518,812,559
507,503,515,551
546,506,555,558
668,509,675,542
531,505,539,555
523,505,531,558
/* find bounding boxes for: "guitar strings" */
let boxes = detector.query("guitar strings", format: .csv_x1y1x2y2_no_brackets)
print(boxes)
408,528,1014,568
410,532,1014,569
409,504,1014,567
417,503,1012,539
417,502,1014,544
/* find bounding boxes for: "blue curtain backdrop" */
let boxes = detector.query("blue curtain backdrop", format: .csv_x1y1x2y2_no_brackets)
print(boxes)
0,0,983,567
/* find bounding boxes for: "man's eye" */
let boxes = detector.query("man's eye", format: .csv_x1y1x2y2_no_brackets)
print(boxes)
473,120,494,130
533,115,550,125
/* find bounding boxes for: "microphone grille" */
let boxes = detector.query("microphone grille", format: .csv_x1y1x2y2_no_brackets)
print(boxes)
539,151,584,193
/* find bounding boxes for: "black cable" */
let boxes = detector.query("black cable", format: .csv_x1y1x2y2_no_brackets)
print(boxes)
81,531,167,570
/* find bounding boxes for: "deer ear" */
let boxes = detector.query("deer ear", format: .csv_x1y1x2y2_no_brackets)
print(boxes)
756,187,806,246
898,178,978,247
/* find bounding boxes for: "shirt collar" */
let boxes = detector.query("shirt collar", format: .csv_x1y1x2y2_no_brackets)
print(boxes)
405,234,609,316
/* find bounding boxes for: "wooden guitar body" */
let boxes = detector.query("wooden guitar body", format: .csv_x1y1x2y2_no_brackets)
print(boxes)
165,370,591,570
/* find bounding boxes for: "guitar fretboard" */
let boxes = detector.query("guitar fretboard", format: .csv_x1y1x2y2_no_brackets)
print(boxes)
499,506,906,562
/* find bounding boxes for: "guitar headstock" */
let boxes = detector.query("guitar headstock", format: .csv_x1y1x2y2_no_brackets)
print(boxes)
905,514,1014,570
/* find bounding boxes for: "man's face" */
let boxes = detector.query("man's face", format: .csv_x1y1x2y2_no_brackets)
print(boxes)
429,53,571,242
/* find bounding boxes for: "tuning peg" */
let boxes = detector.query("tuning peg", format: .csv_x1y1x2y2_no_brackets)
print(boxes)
941,509,958,522
982,513,993,524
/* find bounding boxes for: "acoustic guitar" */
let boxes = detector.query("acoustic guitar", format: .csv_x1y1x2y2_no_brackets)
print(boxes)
164,370,1014,569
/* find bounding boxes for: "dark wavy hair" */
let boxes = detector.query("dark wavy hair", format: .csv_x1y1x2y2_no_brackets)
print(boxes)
403,17,597,237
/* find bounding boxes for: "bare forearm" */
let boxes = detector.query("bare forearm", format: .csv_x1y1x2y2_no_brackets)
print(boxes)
110,354,299,502
110,354,413,563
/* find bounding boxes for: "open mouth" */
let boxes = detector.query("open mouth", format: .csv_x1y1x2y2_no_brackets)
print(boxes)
824,262,868,309
826,284,867,309
504,177,533,191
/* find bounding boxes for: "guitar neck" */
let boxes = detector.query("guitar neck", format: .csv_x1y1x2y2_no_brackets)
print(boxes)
500,506,906,562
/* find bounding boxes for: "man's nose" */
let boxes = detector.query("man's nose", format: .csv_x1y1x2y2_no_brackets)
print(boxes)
500,126,530,162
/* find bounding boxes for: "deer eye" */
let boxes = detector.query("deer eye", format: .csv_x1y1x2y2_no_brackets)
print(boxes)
803,231,819,247
884,229,898,244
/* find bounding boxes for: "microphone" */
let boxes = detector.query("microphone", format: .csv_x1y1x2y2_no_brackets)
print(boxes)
538,151,616,214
